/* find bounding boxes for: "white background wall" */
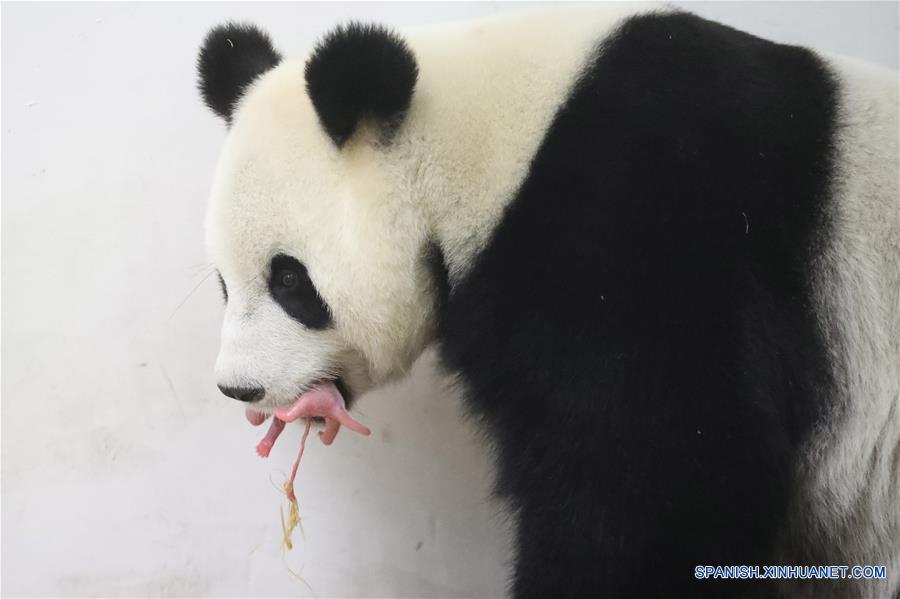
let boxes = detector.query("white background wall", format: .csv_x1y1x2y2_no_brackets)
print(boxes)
1,2,897,597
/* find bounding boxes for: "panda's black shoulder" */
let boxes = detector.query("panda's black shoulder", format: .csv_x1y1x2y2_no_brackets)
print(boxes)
435,10,839,596
437,8,839,426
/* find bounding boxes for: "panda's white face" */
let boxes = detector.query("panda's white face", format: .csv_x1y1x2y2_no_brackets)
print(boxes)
199,12,624,412
205,60,436,412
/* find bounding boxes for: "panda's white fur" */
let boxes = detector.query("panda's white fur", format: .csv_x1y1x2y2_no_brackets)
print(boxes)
203,5,900,597
782,54,900,598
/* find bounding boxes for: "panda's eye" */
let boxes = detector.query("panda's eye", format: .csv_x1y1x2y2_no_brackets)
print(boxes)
280,271,297,288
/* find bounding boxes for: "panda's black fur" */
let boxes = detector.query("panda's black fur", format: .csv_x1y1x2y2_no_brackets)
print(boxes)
197,22,282,124
435,12,838,598
305,22,418,147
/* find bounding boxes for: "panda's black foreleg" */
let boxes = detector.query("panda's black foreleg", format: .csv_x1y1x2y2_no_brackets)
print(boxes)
497,379,793,599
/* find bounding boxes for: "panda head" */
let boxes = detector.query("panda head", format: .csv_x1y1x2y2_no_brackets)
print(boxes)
197,22,439,412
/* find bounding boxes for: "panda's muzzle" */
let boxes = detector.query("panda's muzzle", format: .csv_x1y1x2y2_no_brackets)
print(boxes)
217,385,265,403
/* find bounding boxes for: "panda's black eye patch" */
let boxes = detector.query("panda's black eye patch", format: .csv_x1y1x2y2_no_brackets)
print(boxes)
268,254,332,330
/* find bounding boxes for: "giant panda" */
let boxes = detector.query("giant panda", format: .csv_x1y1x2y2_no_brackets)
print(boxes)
196,5,899,598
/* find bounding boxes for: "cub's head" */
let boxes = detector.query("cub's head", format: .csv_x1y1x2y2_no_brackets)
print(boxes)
197,22,441,412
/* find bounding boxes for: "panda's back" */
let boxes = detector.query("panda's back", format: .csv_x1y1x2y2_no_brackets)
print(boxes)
430,8,899,598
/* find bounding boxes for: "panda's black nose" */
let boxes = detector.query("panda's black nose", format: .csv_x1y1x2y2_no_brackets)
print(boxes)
217,385,265,403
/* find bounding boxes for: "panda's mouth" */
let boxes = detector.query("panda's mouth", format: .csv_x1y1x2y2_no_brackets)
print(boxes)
245,378,370,456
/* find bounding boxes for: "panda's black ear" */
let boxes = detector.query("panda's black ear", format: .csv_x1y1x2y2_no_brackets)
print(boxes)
197,22,282,124
305,23,418,147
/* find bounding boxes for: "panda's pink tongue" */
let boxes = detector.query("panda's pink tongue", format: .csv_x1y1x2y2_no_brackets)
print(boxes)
246,381,370,456
245,409,268,426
